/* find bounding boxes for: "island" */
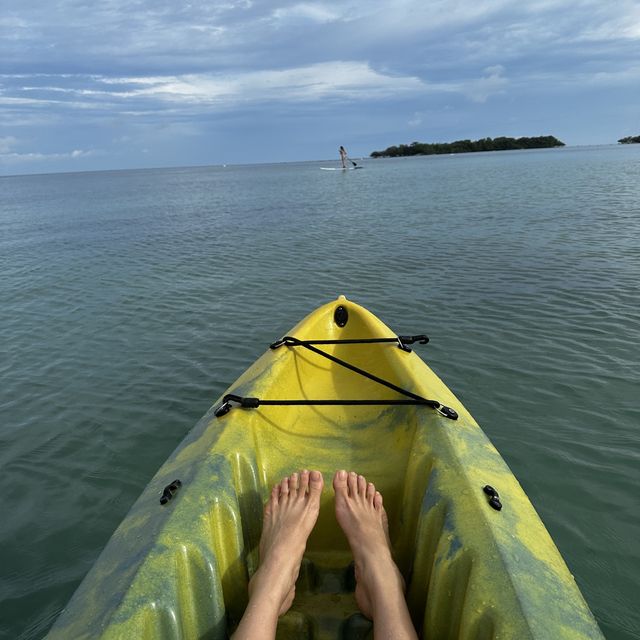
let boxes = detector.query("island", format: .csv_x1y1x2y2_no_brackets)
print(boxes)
370,135,565,158
618,136,640,144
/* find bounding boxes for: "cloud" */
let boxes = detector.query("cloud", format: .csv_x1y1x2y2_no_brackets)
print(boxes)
3,0,632,78
132,62,425,104
1,63,426,115
0,136,18,153
0,147,95,165
570,0,640,41
271,3,342,24
466,65,509,103
0,62,519,121
1,0,639,173
586,65,640,86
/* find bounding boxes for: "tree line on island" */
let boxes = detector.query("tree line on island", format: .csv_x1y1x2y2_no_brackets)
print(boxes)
618,136,640,144
370,136,565,158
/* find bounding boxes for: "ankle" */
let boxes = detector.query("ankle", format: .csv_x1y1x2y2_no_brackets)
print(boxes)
253,550,302,592
250,567,291,607
357,552,404,592
261,540,306,571
353,537,393,567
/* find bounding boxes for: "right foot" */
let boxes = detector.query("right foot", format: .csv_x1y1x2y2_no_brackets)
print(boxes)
333,470,404,620
248,470,324,616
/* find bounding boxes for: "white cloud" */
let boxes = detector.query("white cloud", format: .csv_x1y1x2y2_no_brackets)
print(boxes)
135,62,422,105
6,63,425,112
0,148,96,165
0,63,516,121
0,136,18,153
567,0,640,41
0,16,29,32
271,3,342,24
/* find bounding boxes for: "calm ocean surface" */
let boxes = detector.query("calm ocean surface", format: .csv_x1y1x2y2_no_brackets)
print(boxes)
1,146,639,639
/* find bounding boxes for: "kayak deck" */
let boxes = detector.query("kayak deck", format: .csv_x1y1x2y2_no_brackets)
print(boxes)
47,297,603,639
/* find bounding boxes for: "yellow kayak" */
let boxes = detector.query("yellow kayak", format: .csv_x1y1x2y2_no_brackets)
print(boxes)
47,296,603,639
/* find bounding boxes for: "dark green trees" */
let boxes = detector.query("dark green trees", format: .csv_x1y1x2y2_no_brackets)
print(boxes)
370,136,565,157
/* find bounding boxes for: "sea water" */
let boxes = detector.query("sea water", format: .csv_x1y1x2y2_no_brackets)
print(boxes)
1,146,639,639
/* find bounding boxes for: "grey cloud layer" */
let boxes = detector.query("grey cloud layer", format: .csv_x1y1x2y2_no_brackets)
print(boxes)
1,0,639,172
3,0,637,73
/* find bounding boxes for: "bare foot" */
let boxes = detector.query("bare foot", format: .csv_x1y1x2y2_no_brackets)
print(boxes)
333,470,417,640
248,470,324,616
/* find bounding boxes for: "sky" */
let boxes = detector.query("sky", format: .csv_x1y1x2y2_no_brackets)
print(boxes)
1,0,639,175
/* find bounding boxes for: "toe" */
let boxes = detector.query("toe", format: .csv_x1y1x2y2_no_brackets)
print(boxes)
366,482,376,504
299,469,310,494
357,474,367,496
382,507,390,542
332,470,348,497
280,476,290,497
290,472,299,496
374,491,383,511
348,471,358,496
309,470,324,499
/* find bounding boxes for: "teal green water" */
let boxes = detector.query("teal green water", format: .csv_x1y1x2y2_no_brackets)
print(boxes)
1,146,639,639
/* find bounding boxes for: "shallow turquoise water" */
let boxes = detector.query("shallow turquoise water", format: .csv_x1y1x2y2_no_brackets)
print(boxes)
1,146,639,639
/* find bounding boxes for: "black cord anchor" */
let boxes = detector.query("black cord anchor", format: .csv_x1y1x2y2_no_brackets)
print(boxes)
483,485,503,511
160,479,182,505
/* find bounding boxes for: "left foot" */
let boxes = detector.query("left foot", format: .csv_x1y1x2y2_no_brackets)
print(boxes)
248,470,324,616
333,471,404,622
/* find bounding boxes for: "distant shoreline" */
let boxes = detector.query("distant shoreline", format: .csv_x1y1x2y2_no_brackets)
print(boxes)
370,136,565,158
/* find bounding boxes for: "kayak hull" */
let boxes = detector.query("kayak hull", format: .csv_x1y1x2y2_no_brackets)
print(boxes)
47,297,603,639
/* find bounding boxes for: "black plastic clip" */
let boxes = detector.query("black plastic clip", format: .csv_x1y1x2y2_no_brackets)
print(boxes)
435,404,458,420
483,485,502,511
215,394,260,417
397,335,430,352
160,479,182,505
270,336,295,350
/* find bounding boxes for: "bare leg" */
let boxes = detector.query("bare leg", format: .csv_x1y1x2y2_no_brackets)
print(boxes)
232,470,324,640
333,470,417,640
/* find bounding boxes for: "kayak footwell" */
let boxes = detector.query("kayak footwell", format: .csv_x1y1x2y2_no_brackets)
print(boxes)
273,557,372,639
